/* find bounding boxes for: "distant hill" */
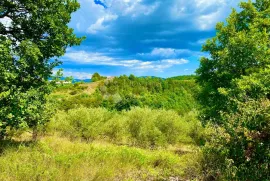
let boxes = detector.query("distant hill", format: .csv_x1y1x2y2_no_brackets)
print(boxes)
72,79,92,83
167,75,197,81
49,75,197,83
139,76,165,79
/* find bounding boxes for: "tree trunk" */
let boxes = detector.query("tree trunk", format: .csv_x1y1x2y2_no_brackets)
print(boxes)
0,130,6,141
32,126,38,141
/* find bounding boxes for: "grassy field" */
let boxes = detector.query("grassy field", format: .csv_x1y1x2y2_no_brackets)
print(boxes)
0,135,202,181
0,81,204,180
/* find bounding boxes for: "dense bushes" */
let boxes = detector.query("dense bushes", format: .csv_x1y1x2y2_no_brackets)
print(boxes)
201,69,270,180
100,76,199,114
49,107,203,148
51,76,200,114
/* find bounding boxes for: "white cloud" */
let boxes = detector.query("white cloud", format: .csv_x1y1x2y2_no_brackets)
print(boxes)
169,0,238,30
64,50,113,63
87,14,118,34
53,69,93,79
105,0,160,17
196,10,223,30
63,49,189,72
72,0,240,34
161,59,189,65
141,39,167,43
138,48,203,58
152,48,192,58
189,38,208,46
133,58,188,72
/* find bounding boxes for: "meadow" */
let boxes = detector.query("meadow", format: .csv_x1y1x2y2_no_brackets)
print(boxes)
0,76,206,181
1,1,269,180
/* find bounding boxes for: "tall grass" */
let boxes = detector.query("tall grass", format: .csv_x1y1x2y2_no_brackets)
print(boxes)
0,136,202,181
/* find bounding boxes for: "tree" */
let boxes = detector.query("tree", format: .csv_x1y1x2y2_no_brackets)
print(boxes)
203,69,270,180
92,72,106,82
128,74,136,81
196,0,270,124
0,0,84,139
115,95,141,111
65,76,74,83
51,68,64,84
196,0,270,180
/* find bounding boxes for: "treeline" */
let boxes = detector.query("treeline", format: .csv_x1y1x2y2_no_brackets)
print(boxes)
52,75,199,114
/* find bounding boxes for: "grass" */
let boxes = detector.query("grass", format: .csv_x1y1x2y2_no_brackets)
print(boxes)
0,136,202,181
0,82,204,180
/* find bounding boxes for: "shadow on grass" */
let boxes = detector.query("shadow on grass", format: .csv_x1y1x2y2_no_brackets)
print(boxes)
0,139,37,155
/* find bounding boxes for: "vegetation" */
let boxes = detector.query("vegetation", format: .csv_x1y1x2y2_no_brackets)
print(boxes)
0,0,83,139
0,136,202,181
0,0,269,180
0,75,204,180
51,75,199,114
197,0,270,180
49,107,203,148
167,75,197,81
196,0,270,123
92,72,107,82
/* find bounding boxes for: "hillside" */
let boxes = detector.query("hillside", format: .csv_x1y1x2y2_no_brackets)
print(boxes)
0,75,205,180
50,75,200,114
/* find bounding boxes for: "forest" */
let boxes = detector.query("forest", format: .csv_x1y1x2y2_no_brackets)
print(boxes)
0,0,269,180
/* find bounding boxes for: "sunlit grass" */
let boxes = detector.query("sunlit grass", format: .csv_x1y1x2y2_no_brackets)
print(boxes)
0,136,202,181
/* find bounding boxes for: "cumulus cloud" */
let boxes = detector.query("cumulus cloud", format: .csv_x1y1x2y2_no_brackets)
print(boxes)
62,0,242,77
138,48,204,59
62,49,189,72
53,69,93,79
87,14,118,34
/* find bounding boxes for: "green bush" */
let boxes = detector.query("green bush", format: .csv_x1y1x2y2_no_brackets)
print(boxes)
49,107,203,148
50,107,113,141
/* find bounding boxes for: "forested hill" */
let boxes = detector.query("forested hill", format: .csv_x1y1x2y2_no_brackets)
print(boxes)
51,75,200,114
167,75,197,81
96,75,200,114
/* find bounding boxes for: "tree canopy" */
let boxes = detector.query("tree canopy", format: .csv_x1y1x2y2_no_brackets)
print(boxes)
196,0,270,123
197,0,270,180
0,0,83,139
92,72,107,82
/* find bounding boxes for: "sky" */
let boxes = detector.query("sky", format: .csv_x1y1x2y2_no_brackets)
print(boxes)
58,0,242,79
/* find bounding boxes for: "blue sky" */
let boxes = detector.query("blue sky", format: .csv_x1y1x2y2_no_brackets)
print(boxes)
58,0,242,79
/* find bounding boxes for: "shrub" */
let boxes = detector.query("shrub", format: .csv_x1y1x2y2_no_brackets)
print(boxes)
50,107,204,148
50,107,113,141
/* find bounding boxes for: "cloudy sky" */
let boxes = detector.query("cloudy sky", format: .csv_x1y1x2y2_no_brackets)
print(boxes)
58,0,242,79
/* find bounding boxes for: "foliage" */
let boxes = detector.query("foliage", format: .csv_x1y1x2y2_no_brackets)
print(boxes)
204,69,270,180
91,72,107,82
50,75,199,114
197,1,270,180
196,0,270,123
0,0,83,139
167,75,197,81
65,76,74,83
98,75,199,114
51,69,64,84
49,107,203,148
115,95,141,111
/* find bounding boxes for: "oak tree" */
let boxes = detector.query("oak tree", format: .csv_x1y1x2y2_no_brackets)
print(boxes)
0,0,84,139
